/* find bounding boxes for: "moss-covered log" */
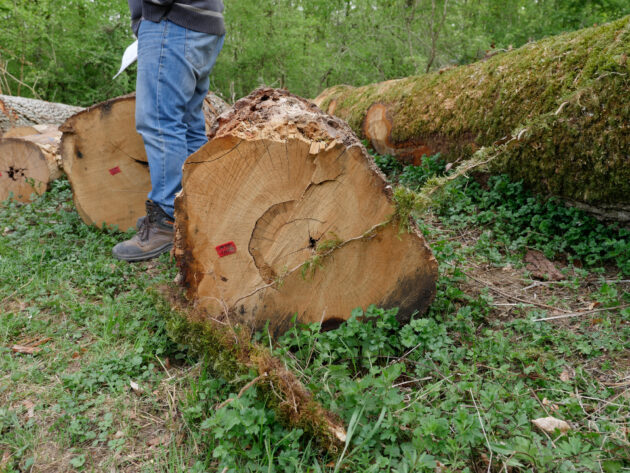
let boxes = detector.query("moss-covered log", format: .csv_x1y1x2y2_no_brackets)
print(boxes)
314,17,630,223
160,288,347,455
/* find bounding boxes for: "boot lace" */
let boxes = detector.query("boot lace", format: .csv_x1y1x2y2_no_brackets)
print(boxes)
138,213,156,242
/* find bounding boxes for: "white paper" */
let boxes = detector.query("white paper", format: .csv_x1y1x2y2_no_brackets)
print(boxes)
113,40,138,79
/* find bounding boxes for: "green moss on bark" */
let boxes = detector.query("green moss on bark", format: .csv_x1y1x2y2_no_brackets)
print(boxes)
153,287,346,455
316,16,630,209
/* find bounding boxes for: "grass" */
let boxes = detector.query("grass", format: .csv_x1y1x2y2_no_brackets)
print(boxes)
1,165,629,472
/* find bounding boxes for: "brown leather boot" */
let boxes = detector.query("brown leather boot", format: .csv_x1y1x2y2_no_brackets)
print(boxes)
112,200,174,262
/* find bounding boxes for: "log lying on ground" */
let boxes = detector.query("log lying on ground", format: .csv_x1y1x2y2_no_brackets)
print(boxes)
163,292,347,454
0,128,62,202
60,92,230,231
174,88,438,336
0,95,83,132
314,16,630,223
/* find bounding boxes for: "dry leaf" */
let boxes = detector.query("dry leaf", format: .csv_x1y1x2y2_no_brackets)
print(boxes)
532,416,571,433
147,435,169,447
11,345,40,354
1,451,11,469
524,249,565,281
21,400,35,419
559,367,574,382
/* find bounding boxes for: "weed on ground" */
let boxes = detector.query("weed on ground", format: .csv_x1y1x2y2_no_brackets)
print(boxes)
1,163,628,472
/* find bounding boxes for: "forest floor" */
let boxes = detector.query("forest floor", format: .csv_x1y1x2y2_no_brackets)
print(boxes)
0,157,629,472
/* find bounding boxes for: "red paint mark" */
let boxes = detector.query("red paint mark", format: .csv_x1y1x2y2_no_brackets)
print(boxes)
109,166,122,176
216,241,237,258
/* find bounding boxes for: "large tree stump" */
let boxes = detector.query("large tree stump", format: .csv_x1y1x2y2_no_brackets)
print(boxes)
60,92,230,231
0,128,62,202
174,88,438,335
0,95,83,132
314,17,630,223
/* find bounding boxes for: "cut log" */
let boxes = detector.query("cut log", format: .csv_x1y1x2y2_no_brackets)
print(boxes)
2,124,59,139
0,95,83,132
174,88,438,335
60,92,230,231
0,128,62,202
314,17,630,223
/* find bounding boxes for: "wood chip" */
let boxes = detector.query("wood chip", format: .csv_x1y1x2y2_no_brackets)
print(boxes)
532,416,571,433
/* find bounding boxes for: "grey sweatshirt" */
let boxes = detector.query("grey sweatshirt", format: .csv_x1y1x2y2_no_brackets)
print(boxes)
128,0,225,36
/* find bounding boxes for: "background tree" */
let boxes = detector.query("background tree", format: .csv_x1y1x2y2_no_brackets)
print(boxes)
0,0,628,106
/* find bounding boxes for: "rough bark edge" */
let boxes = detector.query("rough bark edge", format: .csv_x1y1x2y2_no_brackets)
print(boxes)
0,94,84,132
155,285,347,455
59,93,136,135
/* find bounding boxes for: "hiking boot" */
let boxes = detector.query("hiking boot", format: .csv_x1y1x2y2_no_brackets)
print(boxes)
112,200,175,262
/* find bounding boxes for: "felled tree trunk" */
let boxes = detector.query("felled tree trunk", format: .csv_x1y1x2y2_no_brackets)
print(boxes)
0,128,62,202
60,92,230,231
0,95,83,132
314,17,630,223
174,88,438,335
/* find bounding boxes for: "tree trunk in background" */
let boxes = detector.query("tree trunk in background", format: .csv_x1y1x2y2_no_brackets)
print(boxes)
0,128,62,202
174,88,438,336
60,92,230,231
0,95,83,132
314,17,630,223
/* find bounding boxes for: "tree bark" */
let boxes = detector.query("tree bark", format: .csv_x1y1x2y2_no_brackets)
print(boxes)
0,95,83,132
174,88,438,336
314,17,630,223
0,128,62,202
60,92,230,231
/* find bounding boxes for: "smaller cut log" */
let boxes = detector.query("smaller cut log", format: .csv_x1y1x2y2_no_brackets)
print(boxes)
0,128,62,202
0,95,83,132
60,92,229,231
60,94,149,231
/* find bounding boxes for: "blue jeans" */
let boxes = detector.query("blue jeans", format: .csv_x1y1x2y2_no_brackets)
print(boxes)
136,20,224,218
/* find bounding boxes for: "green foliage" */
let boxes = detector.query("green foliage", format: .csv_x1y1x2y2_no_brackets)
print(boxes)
271,295,630,471
1,0,629,105
0,0,134,105
0,178,185,471
181,367,318,472
1,157,629,471
374,152,630,275
436,175,630,275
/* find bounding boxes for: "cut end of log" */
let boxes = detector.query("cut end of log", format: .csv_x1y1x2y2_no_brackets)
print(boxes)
175,88,438,335
0,128,62,203
59,92,230,231
60,94,150,231
363,103,434,166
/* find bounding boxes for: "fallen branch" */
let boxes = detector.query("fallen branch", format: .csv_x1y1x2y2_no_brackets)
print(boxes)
532,304,630,322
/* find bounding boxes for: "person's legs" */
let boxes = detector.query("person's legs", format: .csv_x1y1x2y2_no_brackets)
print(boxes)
113,20,223,261
136,20,193,219
184,34,225,157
